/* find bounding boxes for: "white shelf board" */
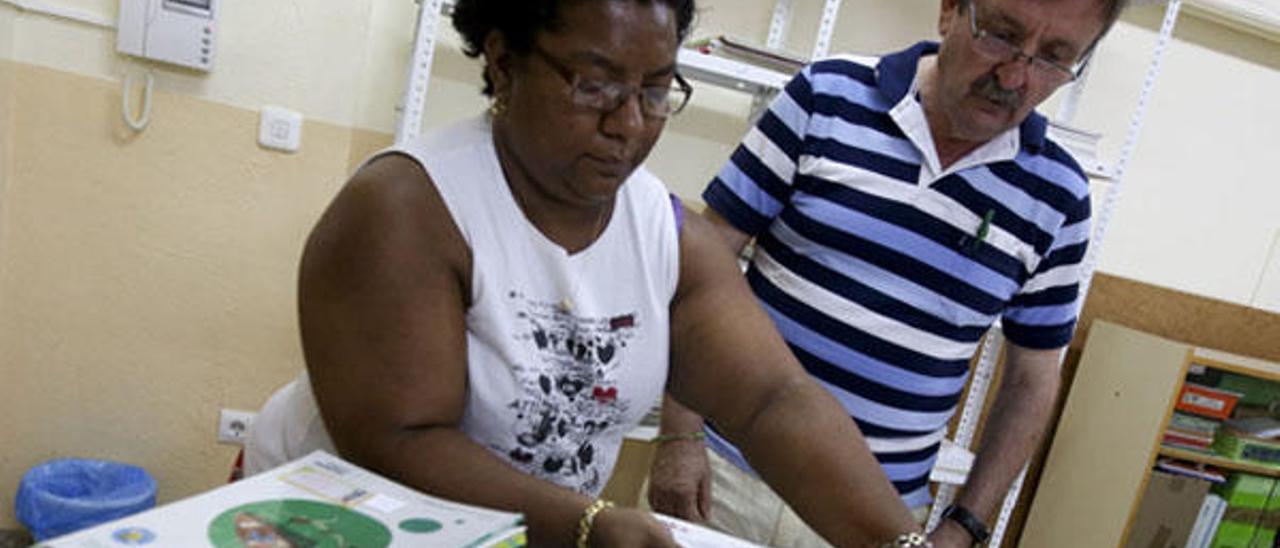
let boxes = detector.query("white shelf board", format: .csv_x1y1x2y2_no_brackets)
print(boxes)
1185,0,1280,42
1047,121,1115,180
677,49,792,96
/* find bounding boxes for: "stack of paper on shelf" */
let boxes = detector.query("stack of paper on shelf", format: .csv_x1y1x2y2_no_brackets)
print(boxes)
686,35,806,74
1225,416,1280,440
1157,458,1228,484
42,450,526,547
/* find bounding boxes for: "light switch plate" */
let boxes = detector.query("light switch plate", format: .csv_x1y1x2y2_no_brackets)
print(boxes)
258,106,303,153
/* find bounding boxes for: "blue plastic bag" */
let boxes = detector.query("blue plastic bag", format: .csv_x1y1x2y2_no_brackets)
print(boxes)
15,458,156,541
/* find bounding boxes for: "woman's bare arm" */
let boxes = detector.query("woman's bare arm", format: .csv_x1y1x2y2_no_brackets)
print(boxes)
666,207,918,547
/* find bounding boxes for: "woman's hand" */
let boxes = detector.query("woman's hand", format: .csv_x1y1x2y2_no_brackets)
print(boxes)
589,507,680,547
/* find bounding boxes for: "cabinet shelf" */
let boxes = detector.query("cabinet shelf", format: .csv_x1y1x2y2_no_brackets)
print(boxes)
1022,321,1280,547
1158,445,1280,478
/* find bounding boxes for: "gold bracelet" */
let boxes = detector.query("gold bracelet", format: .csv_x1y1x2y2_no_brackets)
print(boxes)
883,531,933,548
651,431,706,444
575,498,615,548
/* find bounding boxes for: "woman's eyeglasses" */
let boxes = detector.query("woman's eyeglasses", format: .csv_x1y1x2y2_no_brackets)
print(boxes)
530,44,693,119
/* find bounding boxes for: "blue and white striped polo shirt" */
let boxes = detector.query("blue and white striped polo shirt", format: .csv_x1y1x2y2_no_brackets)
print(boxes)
701,41,1091,508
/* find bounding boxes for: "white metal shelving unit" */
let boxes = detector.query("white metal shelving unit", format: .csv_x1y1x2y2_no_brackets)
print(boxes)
396,0,843,142
393,1,1184,546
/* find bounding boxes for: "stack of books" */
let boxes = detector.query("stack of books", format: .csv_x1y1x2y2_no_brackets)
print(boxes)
1165,411,1223,452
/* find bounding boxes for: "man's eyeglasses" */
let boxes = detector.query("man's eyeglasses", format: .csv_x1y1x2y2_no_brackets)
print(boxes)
530,44,693,120
967,3,1088,84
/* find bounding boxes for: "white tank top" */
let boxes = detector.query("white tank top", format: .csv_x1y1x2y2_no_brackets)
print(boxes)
246,117,680,497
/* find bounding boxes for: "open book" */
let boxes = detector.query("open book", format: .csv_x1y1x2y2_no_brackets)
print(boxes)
42,449,764,547
42,450,525,547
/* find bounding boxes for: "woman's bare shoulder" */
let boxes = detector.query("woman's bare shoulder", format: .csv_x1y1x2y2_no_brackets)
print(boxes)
304,153,471,287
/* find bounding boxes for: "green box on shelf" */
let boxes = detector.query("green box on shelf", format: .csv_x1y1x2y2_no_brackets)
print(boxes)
1214,429,1280,469
1216,372,1280,407
1214,473,1277,510
1211,519,1258,548
1253,527,1277,548
1258,487,1280,548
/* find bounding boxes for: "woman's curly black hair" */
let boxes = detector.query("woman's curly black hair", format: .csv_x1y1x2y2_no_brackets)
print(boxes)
452,0,697,96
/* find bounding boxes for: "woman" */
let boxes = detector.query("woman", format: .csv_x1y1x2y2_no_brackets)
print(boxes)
246,0,923,546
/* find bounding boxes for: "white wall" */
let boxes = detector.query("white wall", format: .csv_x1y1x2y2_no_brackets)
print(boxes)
1257,231,1280,312
0,6,13,59
1072,5,1280,307
0,0,1276,306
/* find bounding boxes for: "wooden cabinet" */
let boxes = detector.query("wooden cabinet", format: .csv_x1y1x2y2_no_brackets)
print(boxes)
1020,320,1280,547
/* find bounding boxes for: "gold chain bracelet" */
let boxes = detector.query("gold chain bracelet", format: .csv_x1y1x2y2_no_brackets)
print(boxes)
575,499,615,548
651,431,706,444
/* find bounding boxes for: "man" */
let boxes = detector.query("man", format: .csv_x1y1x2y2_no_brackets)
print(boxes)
648,0,1129,546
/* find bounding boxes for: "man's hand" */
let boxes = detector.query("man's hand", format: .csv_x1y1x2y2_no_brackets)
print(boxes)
646,437,712,522
590,506,680,547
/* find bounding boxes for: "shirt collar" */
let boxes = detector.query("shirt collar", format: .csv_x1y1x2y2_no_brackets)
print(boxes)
875,40,1048,153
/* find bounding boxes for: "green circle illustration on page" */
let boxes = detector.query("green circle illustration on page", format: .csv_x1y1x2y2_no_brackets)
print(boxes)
208,499,392,548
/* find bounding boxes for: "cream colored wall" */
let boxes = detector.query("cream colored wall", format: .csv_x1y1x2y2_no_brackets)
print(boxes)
0,0,1277,530
0,62,360,527
1,11,13,375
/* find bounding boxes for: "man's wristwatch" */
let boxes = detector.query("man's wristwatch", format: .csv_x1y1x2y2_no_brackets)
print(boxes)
941,504,990,545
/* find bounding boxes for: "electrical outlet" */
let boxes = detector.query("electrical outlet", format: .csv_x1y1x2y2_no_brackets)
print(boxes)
257,106,303,153
217,409,256,446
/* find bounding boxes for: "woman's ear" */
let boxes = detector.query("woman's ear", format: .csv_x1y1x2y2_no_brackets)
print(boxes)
483,30,513,99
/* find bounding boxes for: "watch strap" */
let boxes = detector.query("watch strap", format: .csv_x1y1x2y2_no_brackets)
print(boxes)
942,504,990,545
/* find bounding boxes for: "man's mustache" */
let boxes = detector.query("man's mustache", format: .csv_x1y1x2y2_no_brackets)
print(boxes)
972,74,1022,110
